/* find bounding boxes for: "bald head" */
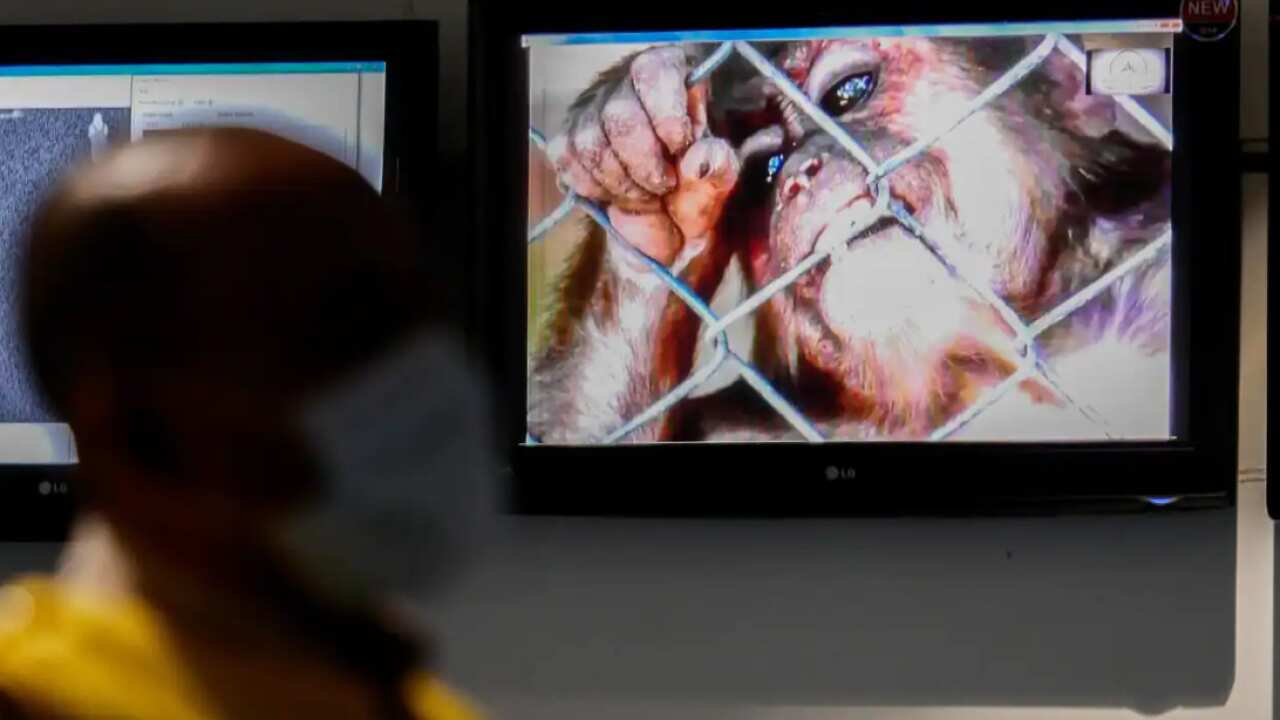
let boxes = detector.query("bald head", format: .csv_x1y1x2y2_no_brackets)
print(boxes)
21,129,430,505
25,129,427,411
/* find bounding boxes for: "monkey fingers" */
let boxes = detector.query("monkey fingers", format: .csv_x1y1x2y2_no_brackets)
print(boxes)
666,138,740,241
545,134,608,202
602,80,678,195
570,103,652,205
631,47,696,157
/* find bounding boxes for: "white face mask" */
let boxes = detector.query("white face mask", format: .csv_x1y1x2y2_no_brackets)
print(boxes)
276,331,496,604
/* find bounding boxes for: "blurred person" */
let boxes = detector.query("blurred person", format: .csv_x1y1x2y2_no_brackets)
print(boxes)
0,129,490,720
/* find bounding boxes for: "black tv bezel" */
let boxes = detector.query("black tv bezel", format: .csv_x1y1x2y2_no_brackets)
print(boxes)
0,20,439,537
471,1,1242,516
0,21,438,208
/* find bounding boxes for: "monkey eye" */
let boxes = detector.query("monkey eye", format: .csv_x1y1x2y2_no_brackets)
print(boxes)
820,71,877,116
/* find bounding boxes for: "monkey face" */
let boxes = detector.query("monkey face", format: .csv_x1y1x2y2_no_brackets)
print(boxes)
756,38,1099,433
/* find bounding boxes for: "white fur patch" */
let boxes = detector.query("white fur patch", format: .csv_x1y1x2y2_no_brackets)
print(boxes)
1048,338,1172,440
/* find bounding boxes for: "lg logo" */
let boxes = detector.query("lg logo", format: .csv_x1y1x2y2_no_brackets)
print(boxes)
37,481,68,496
825,466,857,481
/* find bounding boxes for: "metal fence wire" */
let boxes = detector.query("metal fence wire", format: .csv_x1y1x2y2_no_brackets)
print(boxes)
527,34,1173,444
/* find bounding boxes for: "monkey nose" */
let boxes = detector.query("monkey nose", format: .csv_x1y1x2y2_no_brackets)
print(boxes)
779,157,825,200
781,173,810,199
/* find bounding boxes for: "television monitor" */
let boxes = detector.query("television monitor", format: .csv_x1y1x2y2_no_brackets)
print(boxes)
471,1,1241,514
0,21,437,537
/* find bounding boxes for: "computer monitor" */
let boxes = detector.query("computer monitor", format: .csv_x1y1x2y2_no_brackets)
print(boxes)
0,59,393,465
471,1,1241,515
0,21,436,536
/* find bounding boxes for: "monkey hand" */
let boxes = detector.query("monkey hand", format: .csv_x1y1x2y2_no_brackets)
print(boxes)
547,46,740,268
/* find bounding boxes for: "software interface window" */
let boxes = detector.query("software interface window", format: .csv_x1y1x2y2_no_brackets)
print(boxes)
0,62,388,463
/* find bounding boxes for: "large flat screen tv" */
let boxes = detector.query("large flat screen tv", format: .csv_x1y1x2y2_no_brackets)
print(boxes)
471,1,1241,515
0,21,437,537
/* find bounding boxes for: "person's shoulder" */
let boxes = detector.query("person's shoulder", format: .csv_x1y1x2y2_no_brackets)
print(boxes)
0,577,57,656
0,577,63,717
0,575,169,718
406,674,485,720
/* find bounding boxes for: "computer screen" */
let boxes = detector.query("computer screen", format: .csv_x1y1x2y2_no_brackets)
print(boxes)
0,60,388,463
523,20,1178,445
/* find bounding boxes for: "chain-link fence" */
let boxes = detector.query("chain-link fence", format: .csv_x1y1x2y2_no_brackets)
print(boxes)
527,33,1173,444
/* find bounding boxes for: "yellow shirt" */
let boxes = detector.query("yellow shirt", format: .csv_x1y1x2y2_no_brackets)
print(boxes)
0,576,479,720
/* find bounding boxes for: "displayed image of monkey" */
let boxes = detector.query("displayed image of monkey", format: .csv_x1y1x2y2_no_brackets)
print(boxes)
527,36,1173,443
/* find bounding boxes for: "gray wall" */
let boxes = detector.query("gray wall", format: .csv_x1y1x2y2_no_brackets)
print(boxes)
0,1,1268,717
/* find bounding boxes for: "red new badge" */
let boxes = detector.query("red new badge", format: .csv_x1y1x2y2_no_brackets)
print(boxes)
1182,0,1238,42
